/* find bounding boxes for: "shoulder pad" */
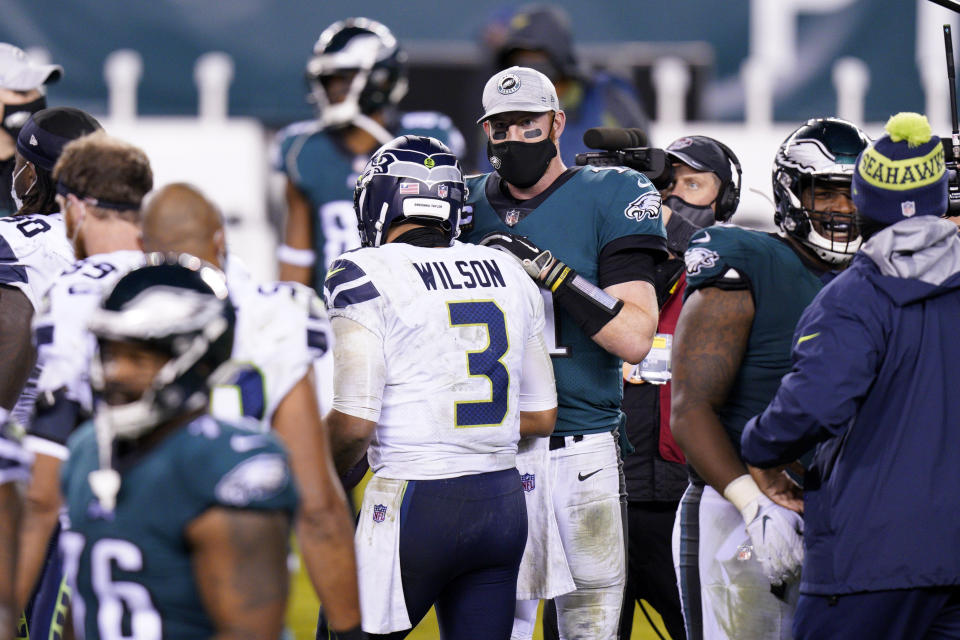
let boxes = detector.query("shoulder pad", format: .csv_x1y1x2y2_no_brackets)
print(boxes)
323,256,381,310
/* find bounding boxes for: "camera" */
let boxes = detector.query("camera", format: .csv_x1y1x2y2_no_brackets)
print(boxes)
574,127,674,189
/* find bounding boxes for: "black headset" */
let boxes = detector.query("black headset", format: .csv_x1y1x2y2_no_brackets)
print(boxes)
709,138,742,222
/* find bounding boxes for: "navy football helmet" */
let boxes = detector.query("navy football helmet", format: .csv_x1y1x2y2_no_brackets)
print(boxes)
773,117,871,264
88,253,236,441
306,18,408,128
354,135,464,247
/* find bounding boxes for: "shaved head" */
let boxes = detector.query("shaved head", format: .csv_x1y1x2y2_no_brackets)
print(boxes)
141,183,225,267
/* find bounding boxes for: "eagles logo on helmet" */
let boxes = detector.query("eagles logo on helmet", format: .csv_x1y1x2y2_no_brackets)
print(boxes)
773,117,871,265
85,253,237,509
306,17,409,130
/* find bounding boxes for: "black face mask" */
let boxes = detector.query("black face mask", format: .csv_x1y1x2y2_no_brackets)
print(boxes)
487,137,557,189
0,95,46,142
664,195,716,228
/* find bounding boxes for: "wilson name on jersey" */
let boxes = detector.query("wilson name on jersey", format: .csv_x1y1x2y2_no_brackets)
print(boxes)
324,241,546,479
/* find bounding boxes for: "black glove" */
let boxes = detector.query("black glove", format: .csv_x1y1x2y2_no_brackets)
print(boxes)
478,231,565,288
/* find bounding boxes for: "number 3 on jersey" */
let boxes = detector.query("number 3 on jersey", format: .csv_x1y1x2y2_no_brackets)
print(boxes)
447,300,509,428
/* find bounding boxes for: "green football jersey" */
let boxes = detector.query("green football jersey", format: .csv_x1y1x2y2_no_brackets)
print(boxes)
274,112,465,291
461,167,666,435
60,415,298,640
683,225,827,453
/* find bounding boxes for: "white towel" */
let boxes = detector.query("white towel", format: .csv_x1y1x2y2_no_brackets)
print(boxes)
515,437,576,600
355,475,412,634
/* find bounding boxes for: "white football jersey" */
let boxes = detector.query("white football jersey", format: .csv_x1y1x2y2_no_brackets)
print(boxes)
0,213,75,311
25,250,145,457
325,240,556,480
211,257,328,427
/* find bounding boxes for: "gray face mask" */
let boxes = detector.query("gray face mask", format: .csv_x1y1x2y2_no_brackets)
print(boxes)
664,195,715,228
10,162,34,213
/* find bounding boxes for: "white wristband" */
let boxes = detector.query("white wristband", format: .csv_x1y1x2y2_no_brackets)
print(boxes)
723,473,764,522
277,244,316,267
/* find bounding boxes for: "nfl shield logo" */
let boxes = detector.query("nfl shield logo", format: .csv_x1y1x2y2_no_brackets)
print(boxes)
902,200,916,217
373,504,387,523
505,209,521,226
438,184,448,198
521,473,535,492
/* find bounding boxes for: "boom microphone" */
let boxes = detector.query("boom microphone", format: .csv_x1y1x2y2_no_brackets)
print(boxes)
583,127,649,151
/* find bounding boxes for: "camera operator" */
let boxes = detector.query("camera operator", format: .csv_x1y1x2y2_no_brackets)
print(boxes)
618,135,740,640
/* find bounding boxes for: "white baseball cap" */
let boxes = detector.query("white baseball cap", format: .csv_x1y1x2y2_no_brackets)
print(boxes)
0,43,62,91
476,66,560,124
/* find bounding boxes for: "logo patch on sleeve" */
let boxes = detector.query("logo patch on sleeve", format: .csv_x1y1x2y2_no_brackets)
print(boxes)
624,188,661,222
684,247,721,275
215,453,289,506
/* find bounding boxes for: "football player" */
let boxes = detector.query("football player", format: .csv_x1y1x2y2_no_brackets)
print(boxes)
1,107,100,432
14,131,151,639
323,135,557,639
60,257,297,639
460,66,666,640
669,117,870,639
140,184,361,635
274,17,466,290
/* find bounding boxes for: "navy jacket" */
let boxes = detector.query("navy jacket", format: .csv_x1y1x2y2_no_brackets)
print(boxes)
741,217,960,596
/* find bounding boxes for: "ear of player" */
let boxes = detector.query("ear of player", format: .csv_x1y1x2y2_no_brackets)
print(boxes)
479,230,623,336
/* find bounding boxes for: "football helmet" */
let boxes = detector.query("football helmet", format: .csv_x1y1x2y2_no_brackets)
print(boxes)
773,117,871,264
88,253,236,442
354,135,464,247
306,18,409,129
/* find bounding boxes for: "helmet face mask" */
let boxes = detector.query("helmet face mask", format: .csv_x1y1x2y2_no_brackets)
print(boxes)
773,118,870,265
354,136,464,248
88,254,236,441
306,18,409,128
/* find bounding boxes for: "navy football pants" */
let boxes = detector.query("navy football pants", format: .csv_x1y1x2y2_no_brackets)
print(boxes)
319,468,527,640
795,587,960,639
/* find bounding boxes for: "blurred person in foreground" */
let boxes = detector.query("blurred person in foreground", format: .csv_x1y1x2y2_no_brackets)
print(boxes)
461,65,666,639
60,257,297,639
320,135,556,639
0,43,62,217
670,118,869,639
619,135,742,640
489,4,649,167
274,17,465,291
742,113,960,640
141,184,361,637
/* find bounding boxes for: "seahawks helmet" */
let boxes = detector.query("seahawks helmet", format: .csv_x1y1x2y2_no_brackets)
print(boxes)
88,253,236,442
354,135,464,247
306,18,409,128
773,117,871,264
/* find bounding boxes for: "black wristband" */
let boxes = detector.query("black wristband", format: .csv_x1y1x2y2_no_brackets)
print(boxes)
550,266,624,337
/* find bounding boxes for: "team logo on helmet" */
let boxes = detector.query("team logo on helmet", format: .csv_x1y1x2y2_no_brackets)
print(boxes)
498,73,521,95
624,188,662,222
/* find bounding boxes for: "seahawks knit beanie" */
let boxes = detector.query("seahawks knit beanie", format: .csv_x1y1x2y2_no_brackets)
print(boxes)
852,112,947,224
16,107,102,172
